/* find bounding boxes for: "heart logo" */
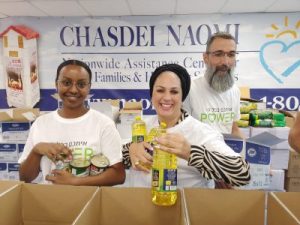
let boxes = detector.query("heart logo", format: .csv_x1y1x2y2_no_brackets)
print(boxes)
259,40,300,83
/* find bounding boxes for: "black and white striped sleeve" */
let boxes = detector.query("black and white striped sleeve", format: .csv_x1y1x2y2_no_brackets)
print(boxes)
122,142,132,169
188,145,251,186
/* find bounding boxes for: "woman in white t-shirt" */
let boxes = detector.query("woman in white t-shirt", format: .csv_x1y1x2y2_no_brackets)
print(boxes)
19,59,125,186
122,64,250,188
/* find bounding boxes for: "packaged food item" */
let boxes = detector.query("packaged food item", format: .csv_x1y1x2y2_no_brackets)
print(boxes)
90,153,109,176
151,122,177,206
237,119,249,127
70,158,90,177
132,116,151,169
132,116,147,143
55,153,71,173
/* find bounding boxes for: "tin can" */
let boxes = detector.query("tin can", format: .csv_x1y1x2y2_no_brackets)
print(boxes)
70,158,90,177
90,154,109,176
55,153,71,172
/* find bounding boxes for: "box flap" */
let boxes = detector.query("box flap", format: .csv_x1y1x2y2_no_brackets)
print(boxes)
123,101,142,110
268,192,300,225
22,183,98,225
13,108,40,121
98,187,183,225
0,184,22,225
247,132,286,147
183,188,265,225
0,110,13,122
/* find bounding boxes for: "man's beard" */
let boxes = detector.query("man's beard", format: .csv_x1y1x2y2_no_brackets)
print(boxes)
204,64,235,93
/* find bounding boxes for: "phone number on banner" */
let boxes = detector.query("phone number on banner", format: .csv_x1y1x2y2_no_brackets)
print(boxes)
251,89,300,111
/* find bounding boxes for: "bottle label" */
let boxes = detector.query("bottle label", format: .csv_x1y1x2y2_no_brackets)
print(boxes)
163,169,177,191
152,168,177,192
132,135,145,143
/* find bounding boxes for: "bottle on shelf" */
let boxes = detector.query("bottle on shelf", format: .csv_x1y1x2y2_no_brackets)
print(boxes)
151,122,177,206
132,116,147,143
131,116,151,169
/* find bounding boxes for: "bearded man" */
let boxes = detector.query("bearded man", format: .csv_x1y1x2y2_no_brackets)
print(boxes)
184,32,243,138
184,32,245,189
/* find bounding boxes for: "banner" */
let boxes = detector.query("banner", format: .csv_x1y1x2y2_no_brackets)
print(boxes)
0,13,299,113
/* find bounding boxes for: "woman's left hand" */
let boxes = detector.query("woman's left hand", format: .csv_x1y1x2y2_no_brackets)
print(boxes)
156,133,191,160
46,170,78,185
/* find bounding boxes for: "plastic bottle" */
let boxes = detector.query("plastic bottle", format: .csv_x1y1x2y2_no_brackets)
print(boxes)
131,116,151,169
151,122,177,206
132,116,147,143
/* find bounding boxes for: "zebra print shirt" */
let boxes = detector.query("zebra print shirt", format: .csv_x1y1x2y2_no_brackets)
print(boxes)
122,110,250,187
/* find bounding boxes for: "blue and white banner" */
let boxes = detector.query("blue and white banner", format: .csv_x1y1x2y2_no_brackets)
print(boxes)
0,13,299,113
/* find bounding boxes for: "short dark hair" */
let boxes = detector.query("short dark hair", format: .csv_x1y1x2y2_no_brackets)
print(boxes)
206,32,236,52
56,59,92,82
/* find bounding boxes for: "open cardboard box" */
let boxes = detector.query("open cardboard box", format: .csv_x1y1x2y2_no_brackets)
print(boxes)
268,192,300,225
119,101,143,124
0,183,98,225
0,180,21,194
183,188,299,225
74,187,186,225
183,188,266,225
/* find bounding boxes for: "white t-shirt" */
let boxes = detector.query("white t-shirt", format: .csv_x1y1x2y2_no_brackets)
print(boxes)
184,76,240,134
18,108,122,184
129,115,239,188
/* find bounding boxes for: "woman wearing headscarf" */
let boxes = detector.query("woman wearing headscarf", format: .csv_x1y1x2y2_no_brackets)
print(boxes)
122,64,250,188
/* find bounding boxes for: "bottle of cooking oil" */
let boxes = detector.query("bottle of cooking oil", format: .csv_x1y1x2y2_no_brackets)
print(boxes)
132,116,151,169
151,122,177,206
132,116,147,143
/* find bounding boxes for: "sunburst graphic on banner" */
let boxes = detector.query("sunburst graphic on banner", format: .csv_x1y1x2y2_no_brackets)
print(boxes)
265,16,300,39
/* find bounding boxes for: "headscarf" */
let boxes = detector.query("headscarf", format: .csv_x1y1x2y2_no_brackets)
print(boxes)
149,64,191,101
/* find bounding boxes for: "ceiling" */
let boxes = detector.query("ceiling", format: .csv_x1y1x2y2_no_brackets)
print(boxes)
0,0,299,19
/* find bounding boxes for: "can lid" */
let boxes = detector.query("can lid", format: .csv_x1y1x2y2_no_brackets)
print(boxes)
70,158,90,168
91,154,110,167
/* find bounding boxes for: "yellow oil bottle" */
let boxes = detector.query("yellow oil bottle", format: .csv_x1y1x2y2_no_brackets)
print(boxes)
151,122,177,206
132,116,147,143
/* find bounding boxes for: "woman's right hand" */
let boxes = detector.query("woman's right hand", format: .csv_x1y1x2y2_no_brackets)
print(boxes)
129,142,153,172
32,142,73,162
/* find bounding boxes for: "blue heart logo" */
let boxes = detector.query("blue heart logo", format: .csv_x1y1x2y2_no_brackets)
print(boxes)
260,40,300,83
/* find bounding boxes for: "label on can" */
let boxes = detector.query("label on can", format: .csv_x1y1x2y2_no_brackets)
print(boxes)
90,154,109,176
55,153,71,172
70,158,90,177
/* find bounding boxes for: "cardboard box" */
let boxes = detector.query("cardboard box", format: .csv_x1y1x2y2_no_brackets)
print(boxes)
0,180,21,194
0,183,98,225
286,149,300,178
0,108,39,122
268,192,300,224
0,163,8,180
268,169,285,191
285,177,300,192
270,148,290,170
250,127,290,150
0,121,31,141
74,187,186,225
0,143,18,162
119,101,143,124
89,100,120,123
224,132,286,190
183,188,266,225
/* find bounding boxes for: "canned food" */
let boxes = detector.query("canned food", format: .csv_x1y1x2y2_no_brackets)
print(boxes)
90,154,110,176
55,153,71,172
70,158,90,177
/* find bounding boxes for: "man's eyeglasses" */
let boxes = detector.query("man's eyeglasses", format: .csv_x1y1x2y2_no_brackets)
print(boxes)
207,51,238,58
58,79,90,89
